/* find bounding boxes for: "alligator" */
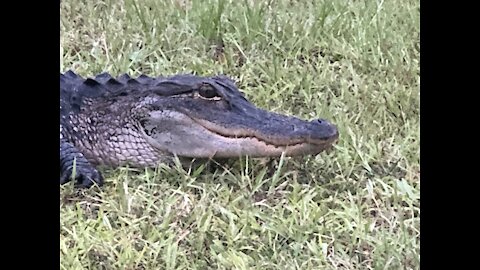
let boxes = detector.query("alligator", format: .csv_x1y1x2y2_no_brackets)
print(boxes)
60,71,339,188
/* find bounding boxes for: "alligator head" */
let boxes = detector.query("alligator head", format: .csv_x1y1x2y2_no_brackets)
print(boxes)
139,76,339,159
61,72,339,169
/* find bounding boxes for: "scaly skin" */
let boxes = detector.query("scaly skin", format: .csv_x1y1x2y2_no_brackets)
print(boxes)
60,71,339,188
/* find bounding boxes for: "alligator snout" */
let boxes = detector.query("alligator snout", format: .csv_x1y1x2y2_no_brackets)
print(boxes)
311,118,339,141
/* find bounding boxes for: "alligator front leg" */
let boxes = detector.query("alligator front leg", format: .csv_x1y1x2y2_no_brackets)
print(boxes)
60,139,103,188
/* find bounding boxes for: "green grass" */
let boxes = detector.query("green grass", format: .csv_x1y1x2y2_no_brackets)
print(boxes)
60,0,420,269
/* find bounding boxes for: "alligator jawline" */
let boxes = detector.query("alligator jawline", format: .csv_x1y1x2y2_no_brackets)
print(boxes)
190,117,330,148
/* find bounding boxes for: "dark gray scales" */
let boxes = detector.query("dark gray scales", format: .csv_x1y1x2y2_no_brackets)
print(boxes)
60,71,209,187
60,71,339,188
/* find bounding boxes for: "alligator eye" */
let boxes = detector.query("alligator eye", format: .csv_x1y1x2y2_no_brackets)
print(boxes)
198,85,221,99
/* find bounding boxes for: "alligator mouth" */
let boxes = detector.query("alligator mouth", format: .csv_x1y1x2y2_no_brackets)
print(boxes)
188,117,339,158
143,110,339,159
201,133,338,158
194,118,339,147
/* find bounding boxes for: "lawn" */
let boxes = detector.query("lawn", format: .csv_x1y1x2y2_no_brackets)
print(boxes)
60,0,420,269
